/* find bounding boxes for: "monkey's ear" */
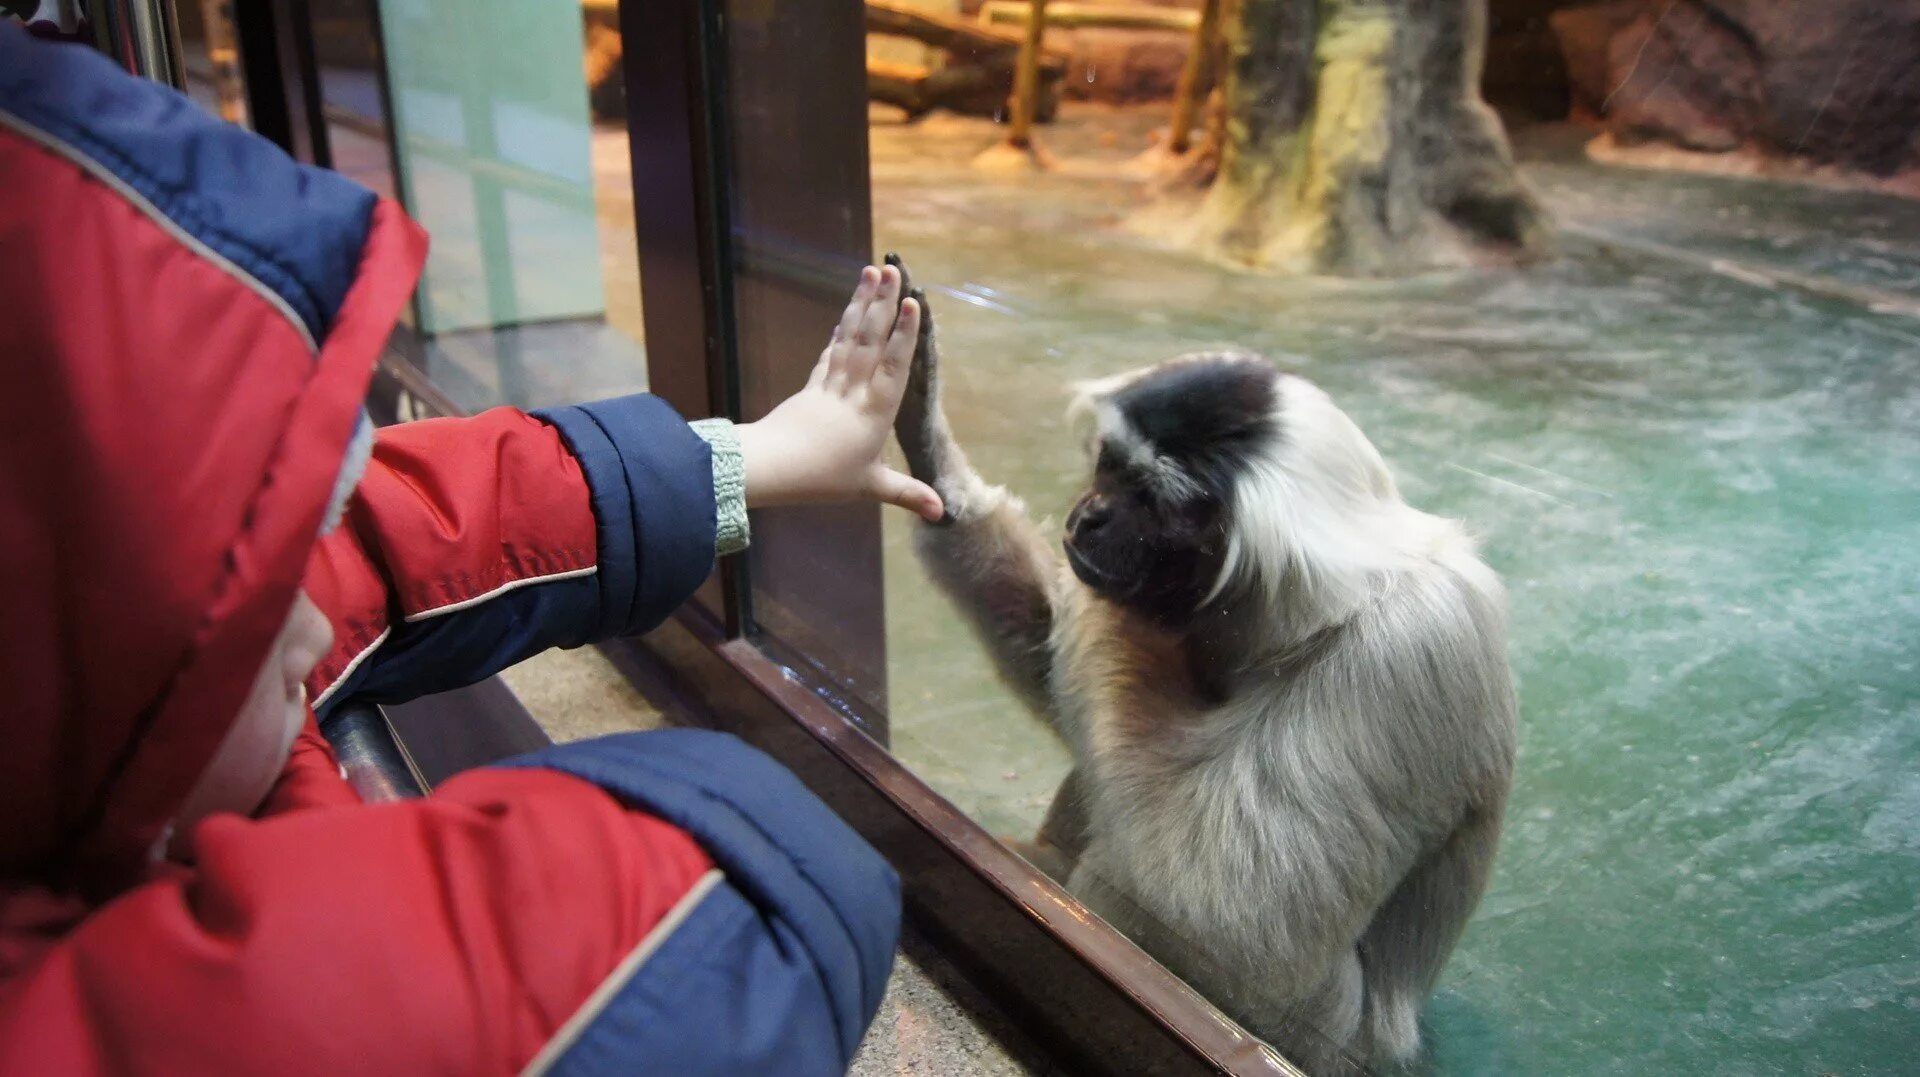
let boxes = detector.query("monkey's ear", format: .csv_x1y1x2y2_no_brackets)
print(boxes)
1066,369,1148,423
1065,377,1120,441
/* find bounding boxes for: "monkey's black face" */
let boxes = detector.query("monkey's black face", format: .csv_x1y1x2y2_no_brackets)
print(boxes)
1064,478,1228,626
1064,356,1279,628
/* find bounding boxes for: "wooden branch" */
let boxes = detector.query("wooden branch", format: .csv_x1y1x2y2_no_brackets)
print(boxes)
866,0,1066,69
980,1,1198,31
1007,0,1050,148
1168,0,1222,153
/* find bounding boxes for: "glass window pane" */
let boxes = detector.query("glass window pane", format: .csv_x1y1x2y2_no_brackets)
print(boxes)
312,0,647,413
310,0,402,201
723,1,891,716
176,0,250,127
748,1,1920,1072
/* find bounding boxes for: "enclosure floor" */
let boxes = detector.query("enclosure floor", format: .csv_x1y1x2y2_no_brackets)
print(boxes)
872,107,1920,1075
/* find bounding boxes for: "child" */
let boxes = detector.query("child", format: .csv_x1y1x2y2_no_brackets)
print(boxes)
0,24,931,1075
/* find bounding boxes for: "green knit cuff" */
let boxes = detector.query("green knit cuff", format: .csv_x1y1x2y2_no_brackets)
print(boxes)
690,418,750,556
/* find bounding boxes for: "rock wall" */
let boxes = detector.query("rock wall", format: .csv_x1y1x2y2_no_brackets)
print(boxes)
1551,0,1920,177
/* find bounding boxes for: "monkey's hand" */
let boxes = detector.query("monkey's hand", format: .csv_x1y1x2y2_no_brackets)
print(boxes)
886,253,972,523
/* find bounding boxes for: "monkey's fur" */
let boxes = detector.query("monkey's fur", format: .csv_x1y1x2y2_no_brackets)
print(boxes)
887,256,1517,1074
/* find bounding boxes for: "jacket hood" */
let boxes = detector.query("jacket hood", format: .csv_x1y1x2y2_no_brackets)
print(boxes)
0,27,426,892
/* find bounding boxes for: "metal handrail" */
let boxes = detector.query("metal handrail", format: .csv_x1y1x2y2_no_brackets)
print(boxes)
325,703,430,802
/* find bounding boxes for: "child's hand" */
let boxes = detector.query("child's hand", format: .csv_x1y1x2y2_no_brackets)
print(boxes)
734,264,945,521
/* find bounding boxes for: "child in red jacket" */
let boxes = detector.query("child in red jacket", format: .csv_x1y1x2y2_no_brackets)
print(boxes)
0,25,929,1075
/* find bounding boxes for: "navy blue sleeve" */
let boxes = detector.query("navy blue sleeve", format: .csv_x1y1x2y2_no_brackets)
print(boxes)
497,730,900,1076
535,394,719,640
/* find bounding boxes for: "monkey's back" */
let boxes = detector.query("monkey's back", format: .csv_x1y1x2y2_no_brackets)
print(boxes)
1049,548,1517,1071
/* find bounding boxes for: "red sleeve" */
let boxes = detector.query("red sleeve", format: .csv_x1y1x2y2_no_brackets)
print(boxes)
0,768,713,1075
258,714,360,816
301,408,603,714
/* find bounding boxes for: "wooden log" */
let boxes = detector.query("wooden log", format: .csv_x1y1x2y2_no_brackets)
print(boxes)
1166,0,1221,153
980,1,1198,31
1006,0,1050,148
869,58,1063,122
866,0,1066,70
869,59,937,118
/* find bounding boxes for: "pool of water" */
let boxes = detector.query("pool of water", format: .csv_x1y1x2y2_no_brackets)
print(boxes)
872,108,1920,1074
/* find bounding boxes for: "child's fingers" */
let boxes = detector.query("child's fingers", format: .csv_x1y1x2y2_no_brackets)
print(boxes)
867,464,945,522
827,266,879,386
846,265,902,384
870,297,920,401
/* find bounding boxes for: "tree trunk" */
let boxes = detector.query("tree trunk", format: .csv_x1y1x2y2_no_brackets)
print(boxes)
1154,0,1547,274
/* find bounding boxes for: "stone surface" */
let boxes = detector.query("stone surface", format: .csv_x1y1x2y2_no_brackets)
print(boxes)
1483,8,1573,123
1552,0,1920,176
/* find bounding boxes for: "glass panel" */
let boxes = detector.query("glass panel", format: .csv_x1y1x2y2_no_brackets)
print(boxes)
309,0,401,201
310,0,647,412
378,0,602,333
721,0,891,716
760,1,1914,1073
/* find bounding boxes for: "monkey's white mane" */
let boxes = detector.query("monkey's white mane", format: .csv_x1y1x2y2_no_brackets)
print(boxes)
1212,376,1466,646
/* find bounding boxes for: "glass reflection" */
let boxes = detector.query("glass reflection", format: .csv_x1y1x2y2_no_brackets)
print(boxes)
309,0,646,413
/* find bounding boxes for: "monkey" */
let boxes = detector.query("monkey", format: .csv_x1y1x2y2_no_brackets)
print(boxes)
885,254,1517,1074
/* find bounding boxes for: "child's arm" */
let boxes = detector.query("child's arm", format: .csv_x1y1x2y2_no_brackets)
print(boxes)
304,264,930,719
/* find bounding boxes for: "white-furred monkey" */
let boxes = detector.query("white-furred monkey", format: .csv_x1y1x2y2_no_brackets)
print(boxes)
885,255,1517,1074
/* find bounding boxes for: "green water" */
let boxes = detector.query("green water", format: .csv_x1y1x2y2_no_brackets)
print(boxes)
873,110,1920,1074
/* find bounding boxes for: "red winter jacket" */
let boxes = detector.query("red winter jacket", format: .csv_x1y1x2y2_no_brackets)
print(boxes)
0,26,896,1076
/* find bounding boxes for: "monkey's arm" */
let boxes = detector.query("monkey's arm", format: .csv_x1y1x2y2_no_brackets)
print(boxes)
888,254,1061,719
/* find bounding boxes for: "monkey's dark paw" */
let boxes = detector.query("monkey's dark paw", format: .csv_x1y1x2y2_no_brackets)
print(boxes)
883,253,935,342
884,253,958,499
908,286,937,364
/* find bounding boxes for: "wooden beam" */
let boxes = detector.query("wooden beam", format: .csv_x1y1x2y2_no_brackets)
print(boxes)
869,57,1063,122
866,0,1066,68
980,1,1198,31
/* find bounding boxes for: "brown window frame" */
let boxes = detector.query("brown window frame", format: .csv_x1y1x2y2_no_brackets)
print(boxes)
243,0,1299,1071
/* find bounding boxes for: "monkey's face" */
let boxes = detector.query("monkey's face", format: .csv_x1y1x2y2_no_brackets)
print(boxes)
1065,355,1280,628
